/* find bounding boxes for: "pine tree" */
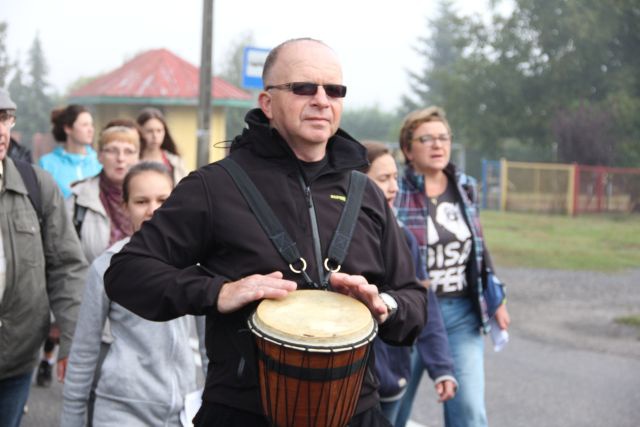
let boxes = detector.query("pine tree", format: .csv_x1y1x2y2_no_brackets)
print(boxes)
0,22,10,87
26,35,53,135
8,35,55,146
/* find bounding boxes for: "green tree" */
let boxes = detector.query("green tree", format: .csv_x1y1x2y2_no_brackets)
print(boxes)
0,22,10,87
217,32,258,139
340,106,400,143
405,0,640,167
8,62,27,111
9,35,55,146
26,35,53,133
401,0,468,114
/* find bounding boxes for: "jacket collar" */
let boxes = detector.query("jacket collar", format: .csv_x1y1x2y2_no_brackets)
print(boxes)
71,175,107,215
404,162,460,192
231,109,368,174
52,145,97,165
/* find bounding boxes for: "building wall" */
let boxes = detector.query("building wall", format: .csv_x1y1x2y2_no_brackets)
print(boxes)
164,106,228,171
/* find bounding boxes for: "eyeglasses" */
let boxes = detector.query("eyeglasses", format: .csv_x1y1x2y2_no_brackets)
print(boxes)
0,111,16,129
101,147,139,157
413,134,451,145
265,82,347,98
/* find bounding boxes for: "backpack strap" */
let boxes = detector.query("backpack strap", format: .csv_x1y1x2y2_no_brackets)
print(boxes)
13,159,45,241
72,198,88,238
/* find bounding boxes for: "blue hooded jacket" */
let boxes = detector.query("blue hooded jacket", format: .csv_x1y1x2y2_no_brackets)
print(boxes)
38,146,102,198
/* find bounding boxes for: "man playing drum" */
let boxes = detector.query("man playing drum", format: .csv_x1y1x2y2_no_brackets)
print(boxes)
105,38,427,427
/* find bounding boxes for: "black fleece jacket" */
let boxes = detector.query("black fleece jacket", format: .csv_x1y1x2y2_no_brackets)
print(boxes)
105,109,427,416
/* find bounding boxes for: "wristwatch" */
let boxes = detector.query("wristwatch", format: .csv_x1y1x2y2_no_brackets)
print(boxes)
379,292,398,318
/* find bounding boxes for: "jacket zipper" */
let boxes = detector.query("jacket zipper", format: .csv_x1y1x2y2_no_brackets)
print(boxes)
298,175,324,287
167,320,178,423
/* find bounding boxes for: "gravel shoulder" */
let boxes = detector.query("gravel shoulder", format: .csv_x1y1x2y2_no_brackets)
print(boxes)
410,266,640,427
499,267,640,358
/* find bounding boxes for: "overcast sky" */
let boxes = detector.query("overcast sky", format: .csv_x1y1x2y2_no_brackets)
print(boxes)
1,0,496,111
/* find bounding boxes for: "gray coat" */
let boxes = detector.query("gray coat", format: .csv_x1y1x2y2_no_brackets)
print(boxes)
61,239,206,427
0,158,88,379
67,175,111,264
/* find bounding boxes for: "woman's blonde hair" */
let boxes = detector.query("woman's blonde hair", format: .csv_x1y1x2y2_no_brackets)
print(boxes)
98,125,140,152
398,106,451,163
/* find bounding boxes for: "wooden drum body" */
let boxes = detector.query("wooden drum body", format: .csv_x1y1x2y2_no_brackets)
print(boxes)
248,290,377,427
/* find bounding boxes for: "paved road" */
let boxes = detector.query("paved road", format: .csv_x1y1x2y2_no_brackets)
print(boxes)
20,268,640,427
409,267,640,427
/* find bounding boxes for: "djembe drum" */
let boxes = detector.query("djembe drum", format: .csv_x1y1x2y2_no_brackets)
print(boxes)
248,290,377,427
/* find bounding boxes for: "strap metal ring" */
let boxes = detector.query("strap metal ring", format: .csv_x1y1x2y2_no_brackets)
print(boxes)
324,258,341,273
289,258,307,274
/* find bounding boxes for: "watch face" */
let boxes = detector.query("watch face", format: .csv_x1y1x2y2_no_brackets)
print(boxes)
381,293,397,311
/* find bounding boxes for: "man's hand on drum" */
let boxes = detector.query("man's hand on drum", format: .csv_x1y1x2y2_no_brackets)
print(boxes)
217,271,297,313
329,272,389,324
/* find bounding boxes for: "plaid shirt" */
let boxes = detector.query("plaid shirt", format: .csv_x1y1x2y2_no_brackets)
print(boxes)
394,163,492,332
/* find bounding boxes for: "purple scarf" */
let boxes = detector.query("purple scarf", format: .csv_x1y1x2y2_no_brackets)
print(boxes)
99,172,132,244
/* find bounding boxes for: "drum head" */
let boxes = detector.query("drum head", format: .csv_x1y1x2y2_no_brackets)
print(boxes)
252,290,375,349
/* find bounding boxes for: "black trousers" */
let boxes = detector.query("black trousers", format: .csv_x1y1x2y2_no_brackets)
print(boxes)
193,401,392,427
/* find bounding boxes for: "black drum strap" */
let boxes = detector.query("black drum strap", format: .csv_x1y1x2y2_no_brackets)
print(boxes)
324,171,367,269
218,157,367,289
219,158,302,266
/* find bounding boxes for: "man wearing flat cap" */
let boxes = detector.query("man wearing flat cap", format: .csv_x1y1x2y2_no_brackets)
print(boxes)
0,88,87,427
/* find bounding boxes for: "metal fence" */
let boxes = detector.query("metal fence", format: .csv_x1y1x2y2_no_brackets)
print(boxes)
481,159,640,215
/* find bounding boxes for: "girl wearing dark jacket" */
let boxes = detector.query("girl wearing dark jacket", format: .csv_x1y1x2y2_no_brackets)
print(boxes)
363,142,457,426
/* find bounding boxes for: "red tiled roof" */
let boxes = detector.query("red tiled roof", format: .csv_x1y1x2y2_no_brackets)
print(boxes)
69,49,251,101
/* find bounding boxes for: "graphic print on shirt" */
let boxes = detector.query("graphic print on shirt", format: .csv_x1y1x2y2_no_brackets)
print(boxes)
426,185,472,297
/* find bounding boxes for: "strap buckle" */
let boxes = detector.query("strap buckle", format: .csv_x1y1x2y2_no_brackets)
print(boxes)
289,258,307,274
323,258,341,273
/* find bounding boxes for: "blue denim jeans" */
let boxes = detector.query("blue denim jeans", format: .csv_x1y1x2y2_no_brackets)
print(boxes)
380,397,402,425
0,370,33,427
394,297,487,427
440,296,487,427
394,346,424,427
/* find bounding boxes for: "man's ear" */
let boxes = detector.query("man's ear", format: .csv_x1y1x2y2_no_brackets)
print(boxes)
258,91,273,120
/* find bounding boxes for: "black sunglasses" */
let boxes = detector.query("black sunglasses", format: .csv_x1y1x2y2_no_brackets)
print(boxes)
265,82,347,98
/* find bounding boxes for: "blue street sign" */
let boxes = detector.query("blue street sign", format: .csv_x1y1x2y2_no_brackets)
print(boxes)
242,47,271,89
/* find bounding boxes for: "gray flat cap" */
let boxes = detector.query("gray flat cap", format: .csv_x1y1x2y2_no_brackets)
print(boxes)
0,88,17,111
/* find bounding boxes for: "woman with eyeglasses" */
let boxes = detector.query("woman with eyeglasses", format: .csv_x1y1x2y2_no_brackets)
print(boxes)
393,107,510,427
61,162,207,427
39,105,102,198
362,142,457,426
136,107,187,186
66,121,140,263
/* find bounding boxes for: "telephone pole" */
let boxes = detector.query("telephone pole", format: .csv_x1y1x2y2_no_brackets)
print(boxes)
196,0,214,167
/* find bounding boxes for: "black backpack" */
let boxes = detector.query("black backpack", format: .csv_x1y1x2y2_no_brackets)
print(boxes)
13,159,45,239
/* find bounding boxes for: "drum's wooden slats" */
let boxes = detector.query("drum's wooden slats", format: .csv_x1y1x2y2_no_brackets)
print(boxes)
250,290,377,427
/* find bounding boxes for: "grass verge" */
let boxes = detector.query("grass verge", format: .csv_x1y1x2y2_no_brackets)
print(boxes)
480,211,640,271
614,315,640,328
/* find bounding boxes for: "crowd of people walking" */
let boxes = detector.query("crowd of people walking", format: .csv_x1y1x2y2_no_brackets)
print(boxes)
0,37,508,427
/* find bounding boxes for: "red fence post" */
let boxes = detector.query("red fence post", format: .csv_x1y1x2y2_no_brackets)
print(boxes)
596,167,605,213
573,164,581,216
